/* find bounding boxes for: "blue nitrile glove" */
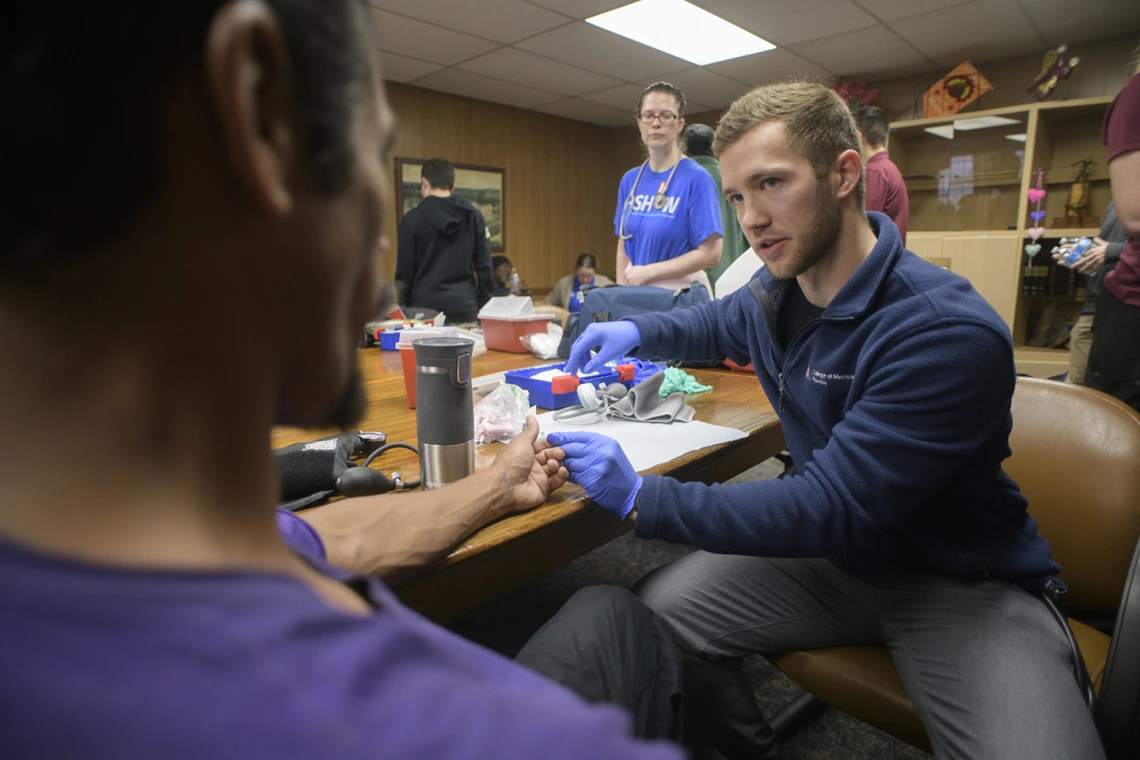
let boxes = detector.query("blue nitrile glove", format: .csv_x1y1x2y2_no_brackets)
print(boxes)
545,431,642,520
564,322,641,375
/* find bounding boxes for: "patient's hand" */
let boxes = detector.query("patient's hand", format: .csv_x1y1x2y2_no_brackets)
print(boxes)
491,416,569,513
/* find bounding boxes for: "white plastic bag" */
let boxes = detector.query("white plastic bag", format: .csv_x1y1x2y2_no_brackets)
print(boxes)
474,383,533,444
520,321,564,359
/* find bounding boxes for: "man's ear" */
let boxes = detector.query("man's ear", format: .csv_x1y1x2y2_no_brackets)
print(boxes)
205,0,296,217
835,148,863,201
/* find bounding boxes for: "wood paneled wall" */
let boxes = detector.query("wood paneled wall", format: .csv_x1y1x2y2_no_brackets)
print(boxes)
681,34,1138,129
861,34,1137,122
384,81,642,289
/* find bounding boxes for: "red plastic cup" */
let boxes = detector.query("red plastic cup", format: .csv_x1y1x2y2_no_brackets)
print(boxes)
398,343,417,407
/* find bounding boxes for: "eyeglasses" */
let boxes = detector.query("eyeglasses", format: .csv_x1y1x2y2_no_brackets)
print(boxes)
637,111,679,125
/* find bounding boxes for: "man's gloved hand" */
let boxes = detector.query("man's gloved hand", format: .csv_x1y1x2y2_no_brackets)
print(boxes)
544,432,642,520
564,322,641,375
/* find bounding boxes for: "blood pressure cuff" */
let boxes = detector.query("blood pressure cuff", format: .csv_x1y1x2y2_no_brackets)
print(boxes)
608,371,695,424
274,436,356,512
558,283,711,360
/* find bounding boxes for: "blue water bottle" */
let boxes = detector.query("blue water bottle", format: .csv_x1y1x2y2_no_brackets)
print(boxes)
1058,237,1093,267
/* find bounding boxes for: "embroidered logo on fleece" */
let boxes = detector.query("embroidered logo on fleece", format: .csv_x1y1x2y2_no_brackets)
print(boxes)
805,365,854,386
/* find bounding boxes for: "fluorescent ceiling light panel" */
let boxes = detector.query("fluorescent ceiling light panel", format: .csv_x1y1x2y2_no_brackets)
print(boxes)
586,0,775,66
924,125,955,140
953,115,1021,131
1004,133,1027,142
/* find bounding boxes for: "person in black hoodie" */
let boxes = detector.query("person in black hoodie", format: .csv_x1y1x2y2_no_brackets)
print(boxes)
396,158,493,322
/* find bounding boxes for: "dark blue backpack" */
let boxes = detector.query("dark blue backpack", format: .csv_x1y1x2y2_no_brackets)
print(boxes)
557,283,712,360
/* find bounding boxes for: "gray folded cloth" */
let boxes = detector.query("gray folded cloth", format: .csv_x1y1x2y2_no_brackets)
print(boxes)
608,371,694,424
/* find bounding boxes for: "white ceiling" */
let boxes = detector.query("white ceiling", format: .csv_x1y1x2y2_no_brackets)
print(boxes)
368,0,1140,126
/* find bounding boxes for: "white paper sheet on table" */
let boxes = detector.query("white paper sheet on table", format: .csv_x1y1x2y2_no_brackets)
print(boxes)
528,368,580,382
536,412,747,472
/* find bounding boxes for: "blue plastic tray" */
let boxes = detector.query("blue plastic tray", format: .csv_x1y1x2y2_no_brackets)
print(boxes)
504,362,622,410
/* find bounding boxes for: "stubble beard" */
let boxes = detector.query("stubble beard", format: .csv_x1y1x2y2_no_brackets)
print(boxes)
770,179,842,282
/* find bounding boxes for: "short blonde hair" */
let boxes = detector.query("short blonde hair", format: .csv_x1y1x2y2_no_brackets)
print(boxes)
714,81,865,206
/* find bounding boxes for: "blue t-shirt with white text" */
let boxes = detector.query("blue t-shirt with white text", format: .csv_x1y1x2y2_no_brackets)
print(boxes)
614,158,722,267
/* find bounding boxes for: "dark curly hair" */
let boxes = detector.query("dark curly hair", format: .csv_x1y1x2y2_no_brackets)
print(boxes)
1,0,370,269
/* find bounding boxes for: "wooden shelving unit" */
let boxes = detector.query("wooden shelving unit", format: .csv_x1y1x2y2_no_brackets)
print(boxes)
890,96,1113,378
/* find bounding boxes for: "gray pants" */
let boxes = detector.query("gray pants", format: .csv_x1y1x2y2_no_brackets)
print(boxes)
636,553,1105,760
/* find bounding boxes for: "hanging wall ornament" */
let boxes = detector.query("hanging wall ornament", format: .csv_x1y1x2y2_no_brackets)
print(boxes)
1026,169,1047,248
1028,45,1080,102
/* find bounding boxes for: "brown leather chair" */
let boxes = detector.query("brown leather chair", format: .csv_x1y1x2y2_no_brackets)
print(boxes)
770,378,1140,754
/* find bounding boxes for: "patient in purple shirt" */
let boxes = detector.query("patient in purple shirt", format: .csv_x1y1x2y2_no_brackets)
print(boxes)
0,3,685,758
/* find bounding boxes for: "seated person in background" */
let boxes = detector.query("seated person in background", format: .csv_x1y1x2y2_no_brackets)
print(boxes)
0,4,689,758
551,81,1104,760
543,253,615,321
395,157,493,323
854,105,909,244
491,254,531,297
617,82,723,291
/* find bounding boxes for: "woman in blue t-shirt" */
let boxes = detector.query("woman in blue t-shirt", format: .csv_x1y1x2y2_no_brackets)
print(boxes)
615,83,723,291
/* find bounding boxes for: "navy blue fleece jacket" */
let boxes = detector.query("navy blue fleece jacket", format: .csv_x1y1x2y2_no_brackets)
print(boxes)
626,213,1060,591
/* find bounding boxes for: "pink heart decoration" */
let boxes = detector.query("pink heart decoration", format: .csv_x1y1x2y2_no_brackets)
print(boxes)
1027,189,1047,203
1027,227,1045,241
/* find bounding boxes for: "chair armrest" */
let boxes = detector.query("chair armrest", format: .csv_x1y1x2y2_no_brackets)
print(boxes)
1096,530,1140,759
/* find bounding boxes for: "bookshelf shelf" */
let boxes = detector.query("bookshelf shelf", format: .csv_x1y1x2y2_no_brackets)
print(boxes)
1037,228,1100,238
893,96,1112,377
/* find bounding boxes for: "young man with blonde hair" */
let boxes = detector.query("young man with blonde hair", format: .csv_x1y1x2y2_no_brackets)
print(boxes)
552,82,1105,759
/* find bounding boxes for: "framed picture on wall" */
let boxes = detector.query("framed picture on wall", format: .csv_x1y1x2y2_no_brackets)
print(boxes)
395,158,505,252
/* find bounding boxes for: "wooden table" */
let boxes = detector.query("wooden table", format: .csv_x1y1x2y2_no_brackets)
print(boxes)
272,348,784,622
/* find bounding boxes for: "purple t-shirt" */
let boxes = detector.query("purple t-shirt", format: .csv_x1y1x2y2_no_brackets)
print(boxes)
0,515,683,760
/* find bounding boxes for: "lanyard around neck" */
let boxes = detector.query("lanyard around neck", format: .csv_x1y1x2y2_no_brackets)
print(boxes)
619,157,684,240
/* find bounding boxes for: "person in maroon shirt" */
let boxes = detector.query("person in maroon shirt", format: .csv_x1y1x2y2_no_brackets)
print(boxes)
855,106,910,243
1086,61,1140,411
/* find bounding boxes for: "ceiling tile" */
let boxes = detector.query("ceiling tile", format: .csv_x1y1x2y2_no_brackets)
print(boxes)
580,83,646,112
790,25,934,79
890,0,1046,68
514,22,692,82
579,84,714,119
643,68,751,110
369,8,501,65
523,0,633,20
854,0,974,23
378,52,443,83
411,69,562,109
694,0,878,46
459,48,624,96
1019,0,1140,46
365,0,571,45
533,98,634,126
709,48,834,85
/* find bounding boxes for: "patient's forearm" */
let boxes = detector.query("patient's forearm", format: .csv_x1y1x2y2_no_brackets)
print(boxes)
298,468,509,584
